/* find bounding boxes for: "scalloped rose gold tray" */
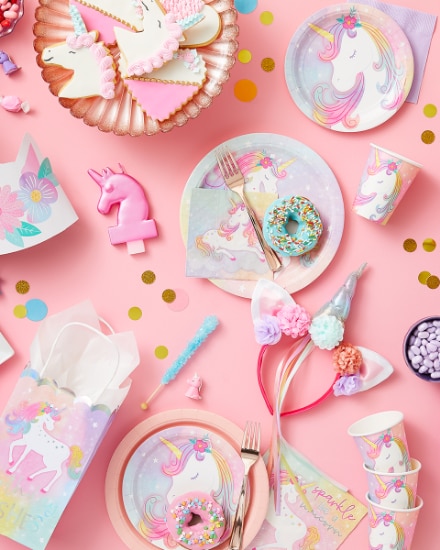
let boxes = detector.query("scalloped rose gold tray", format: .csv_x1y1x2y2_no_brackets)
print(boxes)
32,0,239,136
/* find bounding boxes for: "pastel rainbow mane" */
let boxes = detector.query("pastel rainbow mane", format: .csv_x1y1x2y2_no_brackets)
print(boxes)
312,10,404,129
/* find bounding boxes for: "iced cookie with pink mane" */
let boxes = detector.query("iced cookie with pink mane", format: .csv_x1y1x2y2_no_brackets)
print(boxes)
121,47,207,121
70,0,144,44
41,5,116,99
115,0,183,77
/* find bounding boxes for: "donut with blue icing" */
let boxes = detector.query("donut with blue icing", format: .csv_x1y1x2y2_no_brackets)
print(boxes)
263,195,323,256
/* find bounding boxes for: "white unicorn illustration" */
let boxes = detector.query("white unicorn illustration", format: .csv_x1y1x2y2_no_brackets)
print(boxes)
195,200,266,263
362,431,410,473
139,434,235,545
41,5,116,99
5,401,83,493
251,471,320,550
368,506,406,550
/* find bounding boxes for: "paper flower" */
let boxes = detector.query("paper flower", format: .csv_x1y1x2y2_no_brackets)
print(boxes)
276,304,311,338
309,314,344,350
333,374,362,396
254,314,282,345
332,342,363,375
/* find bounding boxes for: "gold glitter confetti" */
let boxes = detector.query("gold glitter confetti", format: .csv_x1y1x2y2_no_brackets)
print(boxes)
162,289,176,303
403,238,417,252
423,238,436,252
418,271,431,284
128,306,142,320
261,57,275,72
427,275,440,289
421,130,435,144
15,280,30,294
141,270,156,284
423,104,437,118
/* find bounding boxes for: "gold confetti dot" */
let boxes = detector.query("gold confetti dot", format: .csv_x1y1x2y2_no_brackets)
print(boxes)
234,79,258,102
15,280,30,294
421,130,435,144
260,11,274,25
427,275,440,289
141,270,156,284
418,271,431,284
13,305,27,318
238,49,252,64
162,289,176,303
403,238,417,252
155,345,168,359
261,57,275,72
423,104,437,118
423,238,436,252
128,306,142,320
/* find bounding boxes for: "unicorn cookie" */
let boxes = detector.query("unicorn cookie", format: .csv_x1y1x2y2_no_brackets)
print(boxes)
114,0,183,77
41,6,116,99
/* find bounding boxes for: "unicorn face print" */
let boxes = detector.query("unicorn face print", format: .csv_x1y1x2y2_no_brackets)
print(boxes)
121,426,244,548
285,4,414,131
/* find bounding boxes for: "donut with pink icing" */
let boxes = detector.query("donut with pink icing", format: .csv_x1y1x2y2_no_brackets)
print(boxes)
166,491,225,549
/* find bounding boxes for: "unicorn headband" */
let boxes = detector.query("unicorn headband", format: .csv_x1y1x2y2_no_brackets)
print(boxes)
252,264,394,416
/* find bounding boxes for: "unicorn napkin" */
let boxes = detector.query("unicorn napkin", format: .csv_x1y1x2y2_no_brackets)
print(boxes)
0,300,139,550
185,188,274,281
0,134,78,255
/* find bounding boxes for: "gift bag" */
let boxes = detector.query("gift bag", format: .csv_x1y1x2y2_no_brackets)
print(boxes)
0,301,139,550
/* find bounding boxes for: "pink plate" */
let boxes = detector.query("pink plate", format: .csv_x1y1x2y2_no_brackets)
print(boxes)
105,409,269,549
32,0,238,136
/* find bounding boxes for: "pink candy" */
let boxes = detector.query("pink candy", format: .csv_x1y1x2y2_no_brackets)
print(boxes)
0,95,30,113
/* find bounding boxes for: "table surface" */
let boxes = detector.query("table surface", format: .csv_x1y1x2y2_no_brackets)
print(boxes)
1,0,439,548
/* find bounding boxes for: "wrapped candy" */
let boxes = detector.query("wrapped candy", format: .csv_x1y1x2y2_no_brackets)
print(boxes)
0,94,30,113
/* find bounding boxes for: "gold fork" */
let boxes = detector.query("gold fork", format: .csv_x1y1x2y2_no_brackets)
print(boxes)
229,421,261,550
215,147,283,272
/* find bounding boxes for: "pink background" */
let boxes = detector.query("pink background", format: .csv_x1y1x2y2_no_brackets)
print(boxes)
1,0,439,548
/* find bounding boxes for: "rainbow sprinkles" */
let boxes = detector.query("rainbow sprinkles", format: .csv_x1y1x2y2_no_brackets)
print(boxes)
39,0,221,121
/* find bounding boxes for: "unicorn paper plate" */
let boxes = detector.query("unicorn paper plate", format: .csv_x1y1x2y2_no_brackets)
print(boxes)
32,0,238,136
105,409,269,550
285,3,414,132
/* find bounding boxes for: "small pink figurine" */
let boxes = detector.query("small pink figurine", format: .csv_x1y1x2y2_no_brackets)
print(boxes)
88,164,158,254
0,50,20,74
0,95,29,113
185,373,202,400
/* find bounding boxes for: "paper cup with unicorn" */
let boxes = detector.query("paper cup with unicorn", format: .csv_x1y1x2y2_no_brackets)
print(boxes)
364,458,421,510
348,411,411,473
0,301,139,550
352,143,422,226
366,493,423,550
0,133,78,255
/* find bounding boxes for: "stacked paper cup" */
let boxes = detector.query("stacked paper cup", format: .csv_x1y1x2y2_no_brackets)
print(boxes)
348,411,423,549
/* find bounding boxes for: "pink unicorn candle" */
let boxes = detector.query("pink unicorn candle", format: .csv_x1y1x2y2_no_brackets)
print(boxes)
88,164,158,254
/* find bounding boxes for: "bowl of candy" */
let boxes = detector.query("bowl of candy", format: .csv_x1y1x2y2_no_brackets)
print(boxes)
403,316,440,382
0,0,24,38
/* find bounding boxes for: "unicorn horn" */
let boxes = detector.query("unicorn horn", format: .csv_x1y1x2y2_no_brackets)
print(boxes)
308,22,334,42
375,473,388,492
69,4,87,35
278,157,296,172
313,263,367,323
87,168,103,185
160,437,182,459
361,435,378,452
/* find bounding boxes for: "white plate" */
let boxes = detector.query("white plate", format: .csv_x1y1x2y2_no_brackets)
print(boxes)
105,409,269,549
180,133,344,298
285,3,414,132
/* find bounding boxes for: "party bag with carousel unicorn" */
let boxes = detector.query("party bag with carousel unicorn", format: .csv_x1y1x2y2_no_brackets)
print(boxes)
0,300,139,550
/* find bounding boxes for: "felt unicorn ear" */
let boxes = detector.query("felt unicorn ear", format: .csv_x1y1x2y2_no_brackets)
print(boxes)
332,344,393,396
355,346,394,393
251,280,311,346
